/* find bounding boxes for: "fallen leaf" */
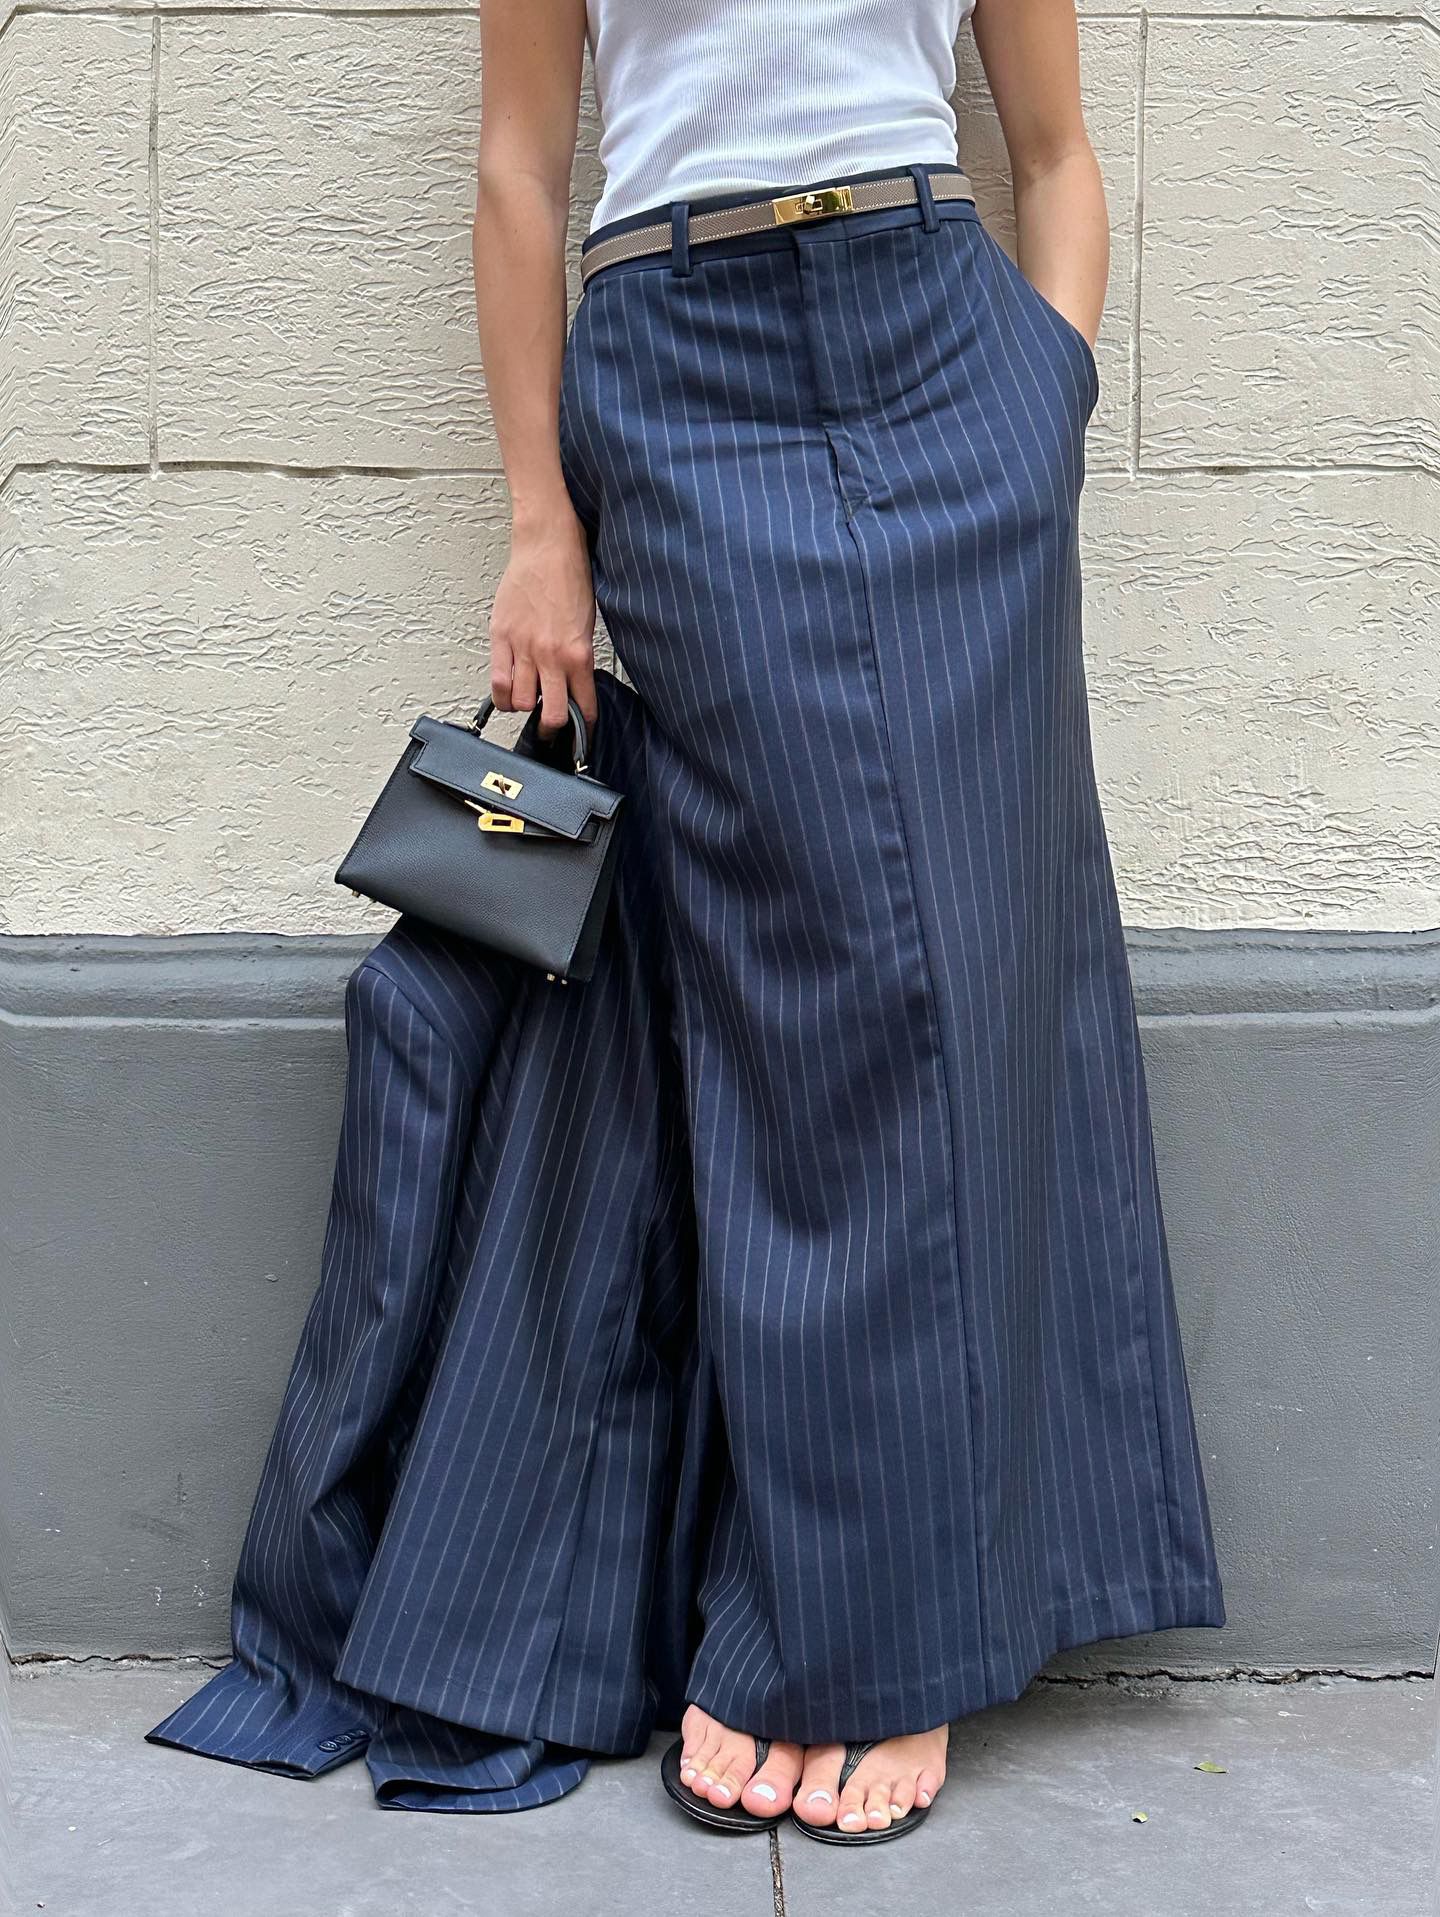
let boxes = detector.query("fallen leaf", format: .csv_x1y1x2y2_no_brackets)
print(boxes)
1194,1760,1228,1774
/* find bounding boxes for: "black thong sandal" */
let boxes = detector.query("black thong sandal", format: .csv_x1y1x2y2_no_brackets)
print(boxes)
660,1733,777,1834
790,1740,934,1845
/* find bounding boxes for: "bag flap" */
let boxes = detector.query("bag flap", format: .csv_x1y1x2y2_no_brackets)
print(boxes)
407,714,623,841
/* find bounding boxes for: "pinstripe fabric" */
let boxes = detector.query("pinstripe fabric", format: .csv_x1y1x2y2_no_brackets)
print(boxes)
147,678,706,1810
147,165,1224,1810
558,166,1224,1740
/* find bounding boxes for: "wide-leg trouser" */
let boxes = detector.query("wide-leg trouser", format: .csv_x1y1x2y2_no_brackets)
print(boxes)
557,165,1225,1739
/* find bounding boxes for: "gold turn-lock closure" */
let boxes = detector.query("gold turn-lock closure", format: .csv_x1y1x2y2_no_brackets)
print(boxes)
462,798,525,833
772,185,855,225
481,769,524,799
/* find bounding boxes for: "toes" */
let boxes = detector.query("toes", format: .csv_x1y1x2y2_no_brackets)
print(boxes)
794,1742,845,1826
676,1716,804,1817
704,1741,755,1807
835,1777,870,1833
678,1703,712,1777
740,1740,803,1817
678,1705,713,1755
681,1723,723,1792
786,1736,947,1828
862,1779,894,1829
682,1721,728,1792
695,1725,764,1807
888,1775,917,1819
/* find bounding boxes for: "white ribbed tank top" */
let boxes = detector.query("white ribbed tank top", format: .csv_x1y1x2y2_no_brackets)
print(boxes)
584,0,973,233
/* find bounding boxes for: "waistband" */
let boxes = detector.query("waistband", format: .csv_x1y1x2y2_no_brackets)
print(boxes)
579,160,978,289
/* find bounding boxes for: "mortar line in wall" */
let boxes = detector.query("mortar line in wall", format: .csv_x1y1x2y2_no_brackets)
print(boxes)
13,1651,1435,1681
0,1012,349,1033
147,6,160,475
0,459,512,496
151,3,486,13
2,455,1438,501
3,4,1438,36
1130,9,1147,476
7,1001,1440,1034
1129,459,1440,478
0,2,487,28
1073,6,1439,18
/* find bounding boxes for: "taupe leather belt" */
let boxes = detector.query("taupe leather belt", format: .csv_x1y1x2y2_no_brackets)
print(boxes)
579,168,977,287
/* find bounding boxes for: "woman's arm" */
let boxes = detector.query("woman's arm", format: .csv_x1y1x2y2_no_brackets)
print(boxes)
474,0,598,733
970,0,1109,349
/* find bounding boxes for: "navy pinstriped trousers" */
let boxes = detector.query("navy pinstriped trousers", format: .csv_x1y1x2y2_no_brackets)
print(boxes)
148,161,1225,1811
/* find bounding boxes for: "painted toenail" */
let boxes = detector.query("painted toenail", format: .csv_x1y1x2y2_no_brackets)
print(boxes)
808,1790,833,1805
712,1785,731,1800
842,1811,865,1827
890,1803,906,1815
918,1790,931,1805
751,1782,777,1801
680,1766,694,1780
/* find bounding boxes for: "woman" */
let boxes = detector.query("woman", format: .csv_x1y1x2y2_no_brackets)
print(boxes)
474,0,1224,1847
147,0,1224,1851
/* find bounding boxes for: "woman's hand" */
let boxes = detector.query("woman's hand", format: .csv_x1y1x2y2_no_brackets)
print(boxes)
488,507,598,737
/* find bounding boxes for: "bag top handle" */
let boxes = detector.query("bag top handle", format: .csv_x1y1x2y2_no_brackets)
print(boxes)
471,695,590,774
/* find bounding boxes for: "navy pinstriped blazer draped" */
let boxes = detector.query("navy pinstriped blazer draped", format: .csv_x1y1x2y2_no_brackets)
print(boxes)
149,675,721,1810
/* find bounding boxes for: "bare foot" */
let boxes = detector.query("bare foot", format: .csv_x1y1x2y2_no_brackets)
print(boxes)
792,1726,949,1833
676,1703,805,1818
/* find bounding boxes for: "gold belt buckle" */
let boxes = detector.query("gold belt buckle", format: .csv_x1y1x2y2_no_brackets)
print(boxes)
771,185,855,225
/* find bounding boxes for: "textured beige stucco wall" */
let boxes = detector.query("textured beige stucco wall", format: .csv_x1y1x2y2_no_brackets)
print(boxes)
1,5,1435,934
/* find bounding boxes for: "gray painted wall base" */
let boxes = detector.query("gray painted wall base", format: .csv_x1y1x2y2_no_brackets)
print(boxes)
2,930,1436,1671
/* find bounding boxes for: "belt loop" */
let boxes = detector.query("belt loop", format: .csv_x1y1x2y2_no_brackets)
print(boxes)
909,164,941,234
670,201,692,277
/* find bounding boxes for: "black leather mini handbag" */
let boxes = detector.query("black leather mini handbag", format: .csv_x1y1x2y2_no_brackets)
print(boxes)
335,696,625,983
